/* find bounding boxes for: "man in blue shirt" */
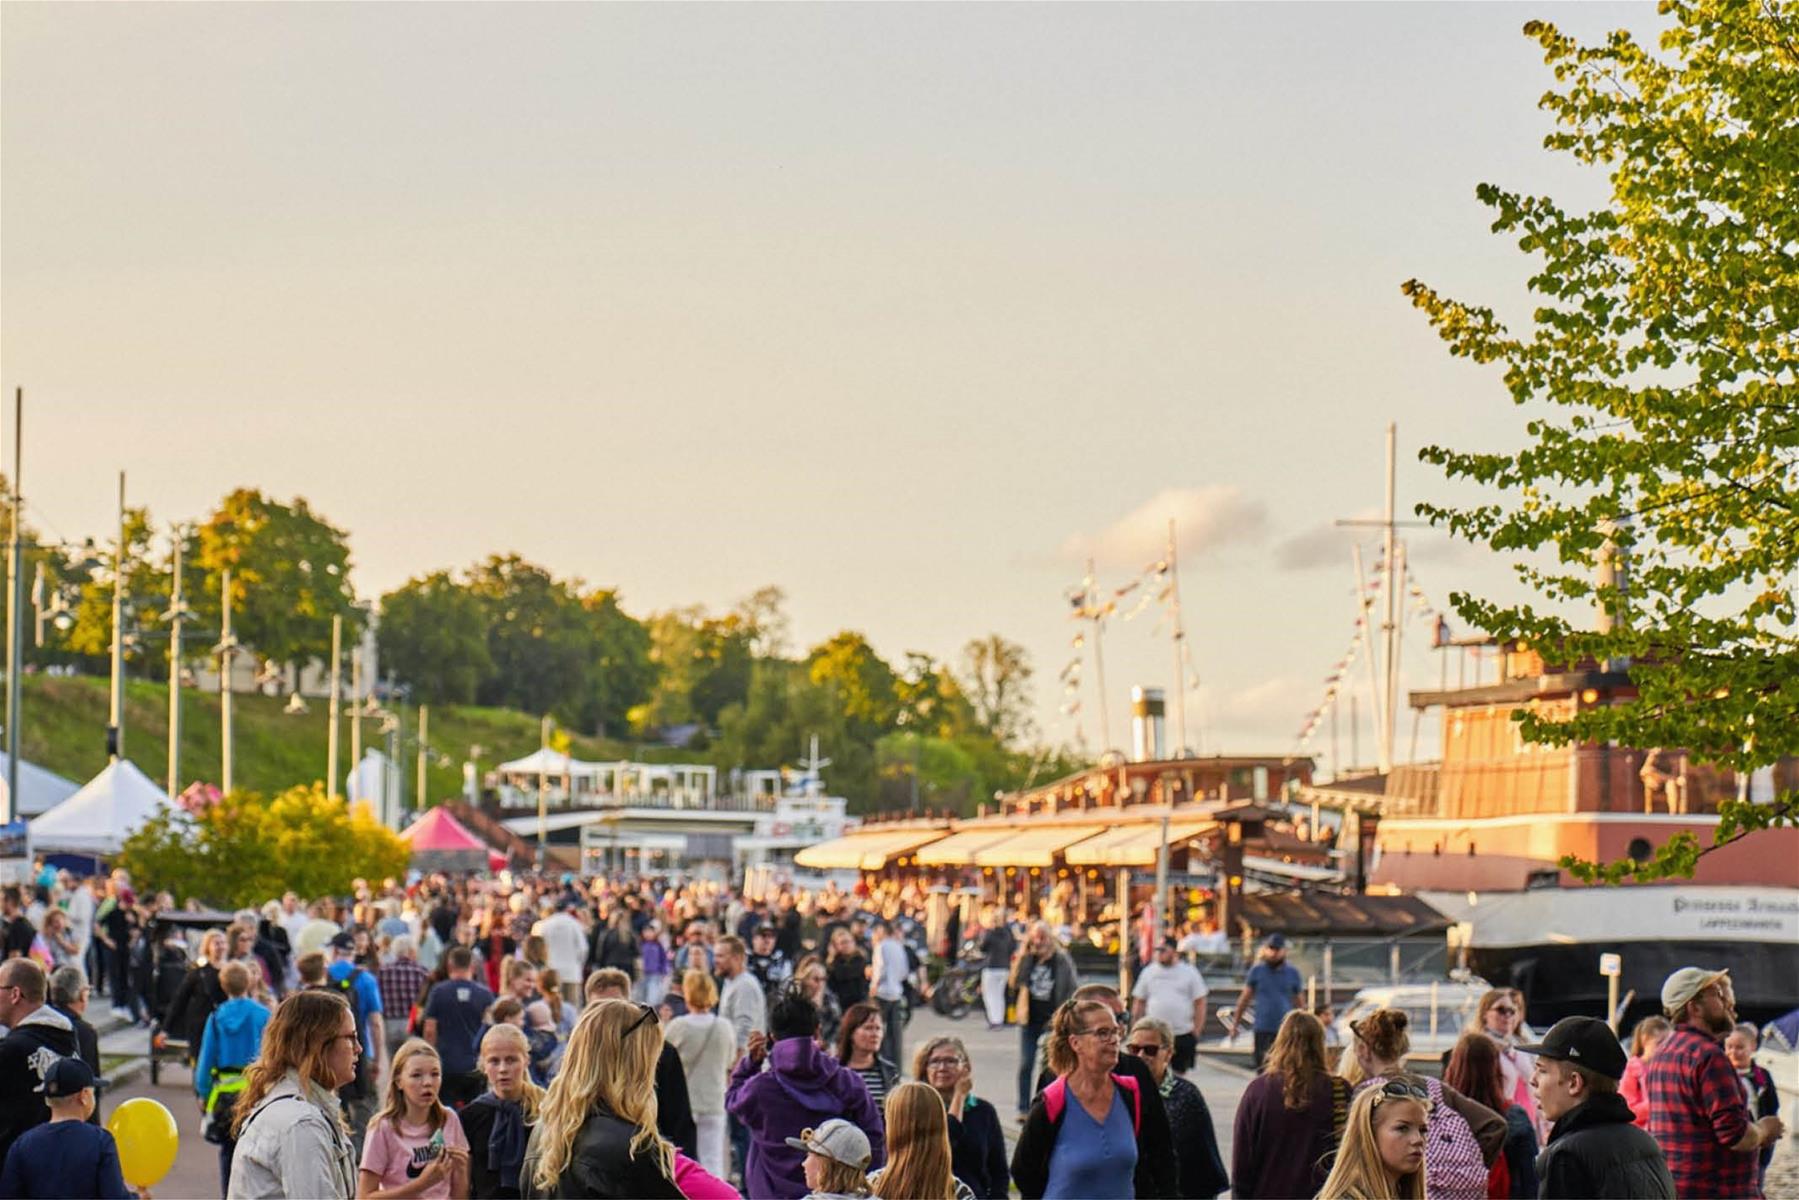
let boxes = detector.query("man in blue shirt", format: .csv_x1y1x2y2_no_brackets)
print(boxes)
1227,933,1303,1069
423,945,494,1110
325,932,383,1143
0,1057,131,1200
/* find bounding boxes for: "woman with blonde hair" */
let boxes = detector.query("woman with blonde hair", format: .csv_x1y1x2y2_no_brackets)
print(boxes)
358,1039,469,1199
1316,1081,1429,1200
227,990,360,1199
867,1082,973,1200
1348,1009,1503,1200
1233,1009,1345,1198
460,1024,546,1199
521,998,683,1198
665,967,734,1178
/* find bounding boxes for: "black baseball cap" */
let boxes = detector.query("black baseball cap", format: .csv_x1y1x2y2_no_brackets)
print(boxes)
36,1057,99,1099
1517,1016,1627,1080
328,932,356,951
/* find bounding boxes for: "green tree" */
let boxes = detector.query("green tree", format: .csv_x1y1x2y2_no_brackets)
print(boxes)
959,634,1037,744
635,607,753,734
576,588,655,736
196,489,362,682
714,661,876,807
379,571,493,705
118,785,409,909
1404,0,1798,881
805,631,900,740
466,555,592,718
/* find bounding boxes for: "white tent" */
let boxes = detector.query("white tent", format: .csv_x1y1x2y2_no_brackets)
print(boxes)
0,753,81,818
495,748,582,775
29,758,173,856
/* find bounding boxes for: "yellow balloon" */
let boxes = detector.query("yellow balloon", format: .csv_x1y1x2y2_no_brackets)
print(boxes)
107,1096,180,1189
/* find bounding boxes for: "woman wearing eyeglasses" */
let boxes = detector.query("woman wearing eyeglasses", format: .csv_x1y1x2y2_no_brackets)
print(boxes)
226,990,360,1199
1011,998,1170,1200
521,998,684,1198
1348,1008,1504,1200
1316,1080,1429,1200
911,1037,1007,1199
1128,1018,1227,1199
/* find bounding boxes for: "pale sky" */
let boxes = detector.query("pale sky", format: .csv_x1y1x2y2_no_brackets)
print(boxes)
2,2,1658,770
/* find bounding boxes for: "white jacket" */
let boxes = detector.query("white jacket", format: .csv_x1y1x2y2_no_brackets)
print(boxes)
225,1070,356,1199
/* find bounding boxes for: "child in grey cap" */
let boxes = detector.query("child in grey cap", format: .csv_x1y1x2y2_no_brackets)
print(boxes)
788,1119,873,1200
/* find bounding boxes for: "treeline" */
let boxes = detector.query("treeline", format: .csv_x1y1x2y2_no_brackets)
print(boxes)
7,481,1080,811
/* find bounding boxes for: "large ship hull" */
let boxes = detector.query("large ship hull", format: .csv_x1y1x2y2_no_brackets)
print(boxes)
1420,885,1799,1028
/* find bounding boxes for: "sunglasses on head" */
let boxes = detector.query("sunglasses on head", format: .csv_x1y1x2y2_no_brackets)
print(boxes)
623,1003,659,1038
1374,1079,1430,1104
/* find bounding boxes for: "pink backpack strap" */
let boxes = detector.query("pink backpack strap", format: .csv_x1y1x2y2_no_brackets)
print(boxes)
1112,1073,1142,1135
1043,1076,1068,1124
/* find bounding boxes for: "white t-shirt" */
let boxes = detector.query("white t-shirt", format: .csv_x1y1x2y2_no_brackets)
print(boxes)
65,889,97,951
873,938,910,1003
1132,960,1209,1035
534,912,588,982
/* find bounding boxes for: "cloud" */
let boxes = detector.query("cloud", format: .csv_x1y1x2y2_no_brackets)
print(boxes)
1060,485,1268,571
1274,507,1376,571
1201,677,1317,741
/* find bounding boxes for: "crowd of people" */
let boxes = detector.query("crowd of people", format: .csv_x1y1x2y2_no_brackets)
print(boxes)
0,861,1786,1200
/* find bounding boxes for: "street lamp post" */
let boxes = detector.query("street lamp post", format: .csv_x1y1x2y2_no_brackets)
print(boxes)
166,528,189,800
219,567,237,794
4,390,23,824
326,614,342,799
106,472,126,762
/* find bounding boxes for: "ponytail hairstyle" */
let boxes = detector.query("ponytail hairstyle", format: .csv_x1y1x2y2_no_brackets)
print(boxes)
1044,999,1113,1077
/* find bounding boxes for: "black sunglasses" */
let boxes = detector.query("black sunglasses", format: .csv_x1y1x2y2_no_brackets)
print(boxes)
623,1003,659,1039
1125,1042,1165,1057
1376,1079,1430,1102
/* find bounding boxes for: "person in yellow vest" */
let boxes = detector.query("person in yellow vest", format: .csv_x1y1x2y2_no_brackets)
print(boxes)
196,960,272,1198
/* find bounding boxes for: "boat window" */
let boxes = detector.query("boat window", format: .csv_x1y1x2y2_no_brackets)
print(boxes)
1627,837,1653,862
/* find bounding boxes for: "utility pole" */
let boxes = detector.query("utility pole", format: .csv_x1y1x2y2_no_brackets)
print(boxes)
106,472,126,762
537,715,550,866
5,390,24,823
220,567,236,794
1165,519,1190,758
348,645,361,801
1087,558,1112,753
1350,693,1359,773
326,614,342,799
166,530,186,800
416,704,429,812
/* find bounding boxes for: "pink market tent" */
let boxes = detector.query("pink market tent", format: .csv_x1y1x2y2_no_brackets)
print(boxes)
400,806,506,873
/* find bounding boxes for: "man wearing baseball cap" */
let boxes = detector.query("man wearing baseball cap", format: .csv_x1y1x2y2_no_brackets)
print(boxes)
1522,1016,1674,1198
1643,967,1785,1198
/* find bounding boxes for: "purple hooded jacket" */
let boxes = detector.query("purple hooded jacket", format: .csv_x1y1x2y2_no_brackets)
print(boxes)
725,1036,885,1200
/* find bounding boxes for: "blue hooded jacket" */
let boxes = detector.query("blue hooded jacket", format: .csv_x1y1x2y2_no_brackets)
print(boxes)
194,996,271,1100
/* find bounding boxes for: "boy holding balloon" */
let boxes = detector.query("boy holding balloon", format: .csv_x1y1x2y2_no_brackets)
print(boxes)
0,1057,141,1199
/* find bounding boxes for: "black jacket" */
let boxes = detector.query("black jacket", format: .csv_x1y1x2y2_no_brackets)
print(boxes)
1012,1068,1176,1199
49,1004,102,1126
519,1104,684,1199
0,1004,81,1164
946,1095,1010,1200
164,961,225,1054
654,1041,697,1158
1536,1092,1675,1200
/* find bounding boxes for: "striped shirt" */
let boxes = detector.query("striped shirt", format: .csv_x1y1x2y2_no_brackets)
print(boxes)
857,1064,889,1107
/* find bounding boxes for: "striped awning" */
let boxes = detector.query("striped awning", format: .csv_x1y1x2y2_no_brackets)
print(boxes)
1063,820,1214,866
973,824,1108,868
915,827,1019,866
793,826,948,871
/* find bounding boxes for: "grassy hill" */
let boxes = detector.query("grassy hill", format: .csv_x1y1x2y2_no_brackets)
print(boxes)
15,674,679,803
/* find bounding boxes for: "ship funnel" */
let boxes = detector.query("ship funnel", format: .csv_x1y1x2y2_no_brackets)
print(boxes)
1130,686,1166,763
1595,518,1630,636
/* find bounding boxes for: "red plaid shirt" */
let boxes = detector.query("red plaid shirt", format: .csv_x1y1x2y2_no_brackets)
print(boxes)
1644,1023,1756,1198
376,958,432,1019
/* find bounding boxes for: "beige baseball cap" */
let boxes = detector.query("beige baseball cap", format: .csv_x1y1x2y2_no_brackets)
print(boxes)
1660,966,1729,1016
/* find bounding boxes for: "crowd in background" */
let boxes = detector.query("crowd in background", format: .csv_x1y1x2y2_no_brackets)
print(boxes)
0,860,1786,1200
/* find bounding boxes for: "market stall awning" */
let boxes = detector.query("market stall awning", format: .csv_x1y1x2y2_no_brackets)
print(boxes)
1064,819,1214,867
794,826,948,871
915,827,1019,866
973,824,1108,868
